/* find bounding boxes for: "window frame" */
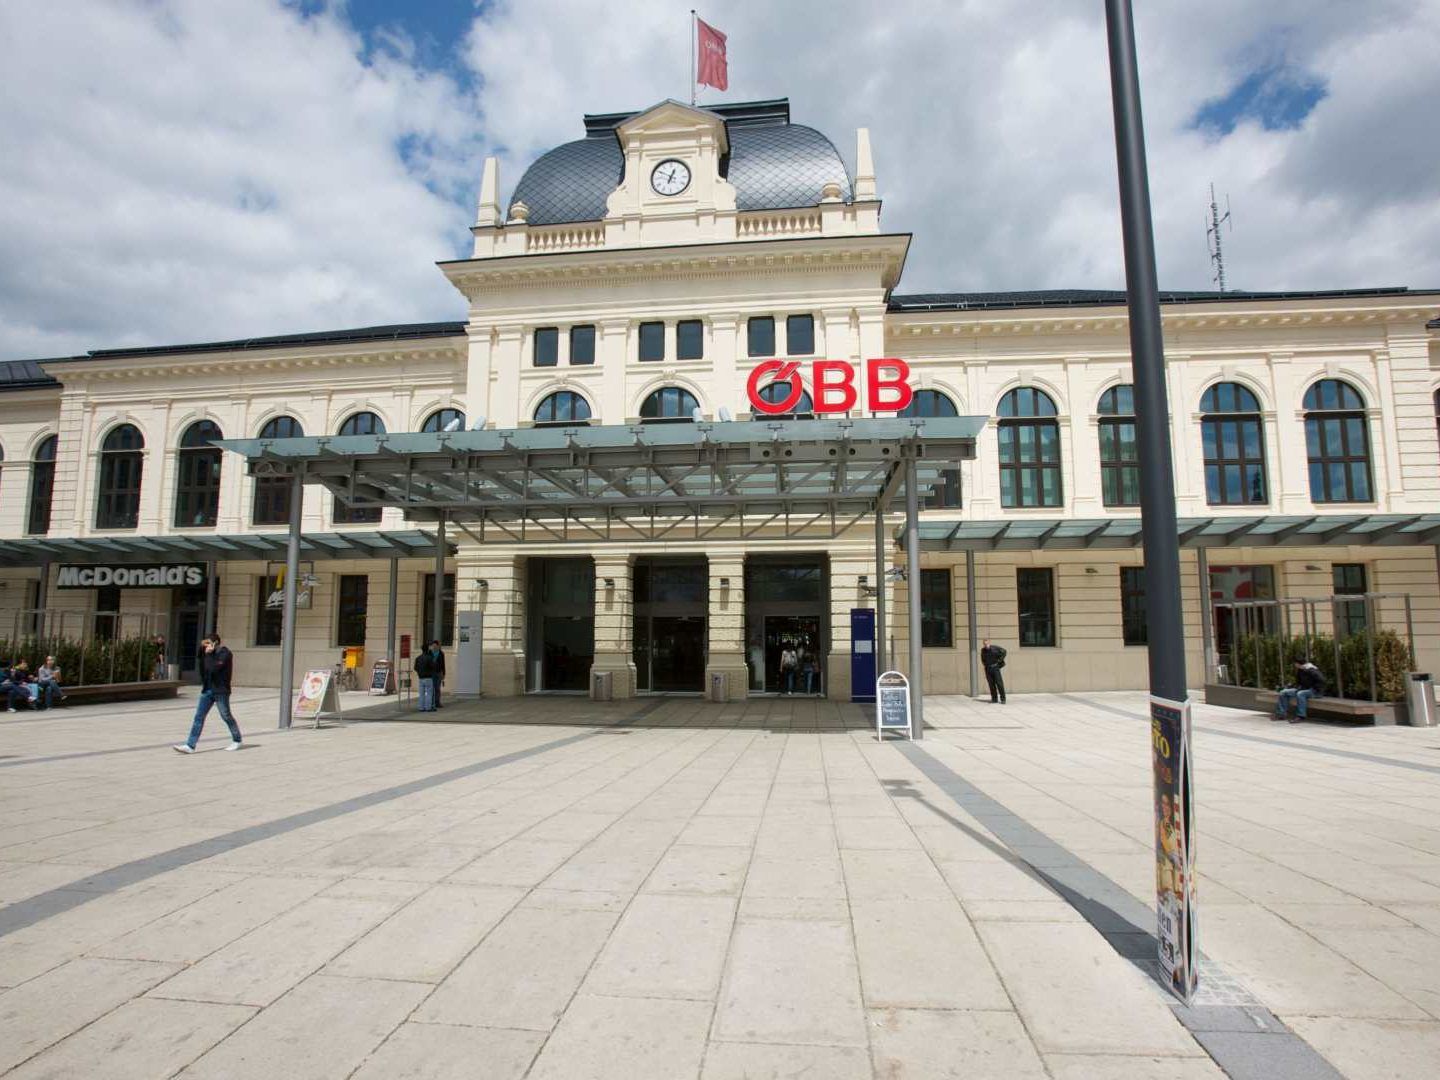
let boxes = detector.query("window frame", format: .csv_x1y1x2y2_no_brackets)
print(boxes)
997,388,1062,509
421,408,465,433
533,326,559,367
1017,567,1056,647
1332,562,1368,638
173,420,223,528
252,416,303,525
902,390,962,508
1097,385,1140,508
637,321,665,362
920,568,953,648
569,324,596,366
333,413,384,524
1200,382,1268,506
639,386,700,424
533,391,593,426
1303,379,1373,504
95,424,145,530
254,574,283,647
27,434,57,536
747,316,775,357
676,319,704,361
785,314,815,356
335,574,369,648
1120,566,1147,646
422,572,457,647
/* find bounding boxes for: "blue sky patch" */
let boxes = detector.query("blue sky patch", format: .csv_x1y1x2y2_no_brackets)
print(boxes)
1192,63,1326,136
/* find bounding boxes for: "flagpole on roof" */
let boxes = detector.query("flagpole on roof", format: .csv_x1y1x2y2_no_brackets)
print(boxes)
691,10,697,105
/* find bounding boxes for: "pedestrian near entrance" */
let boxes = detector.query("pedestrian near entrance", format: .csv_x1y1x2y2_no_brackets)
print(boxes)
427,640,446,709
1275,659,1325,723
414,647,436,712
981,639,1007,703
172,634,242,753
780,643,798,694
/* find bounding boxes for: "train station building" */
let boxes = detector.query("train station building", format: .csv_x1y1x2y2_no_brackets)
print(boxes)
2,97,1439,700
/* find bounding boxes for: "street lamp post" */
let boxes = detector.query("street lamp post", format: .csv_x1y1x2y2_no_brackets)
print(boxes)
1103,0,1197,1003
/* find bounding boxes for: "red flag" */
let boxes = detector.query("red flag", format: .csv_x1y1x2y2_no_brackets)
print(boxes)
697,17,728,91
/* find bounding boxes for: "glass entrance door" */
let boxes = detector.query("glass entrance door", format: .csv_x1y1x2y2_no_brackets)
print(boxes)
763,615,822,694
650,616,706,692
632,558,707,693
525,558,595,692
745,556,828,696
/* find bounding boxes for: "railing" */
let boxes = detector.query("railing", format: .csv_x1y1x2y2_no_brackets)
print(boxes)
525,223,606,253
737,209,823,239
1,608,167,687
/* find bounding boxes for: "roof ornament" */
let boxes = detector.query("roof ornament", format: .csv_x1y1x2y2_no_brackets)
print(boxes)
854,127,877,200
821,180,843,203
507,200,530,225
475,157,502,228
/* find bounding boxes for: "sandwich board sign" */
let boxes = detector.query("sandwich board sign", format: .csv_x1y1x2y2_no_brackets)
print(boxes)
292,668,342,729
875,670,913,740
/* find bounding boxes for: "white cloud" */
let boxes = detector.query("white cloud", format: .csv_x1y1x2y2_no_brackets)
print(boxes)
1,0,1437,362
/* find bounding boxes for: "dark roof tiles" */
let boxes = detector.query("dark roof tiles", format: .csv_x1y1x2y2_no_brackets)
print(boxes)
888,287,1420,312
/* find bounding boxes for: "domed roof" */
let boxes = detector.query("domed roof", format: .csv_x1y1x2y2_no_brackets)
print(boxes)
508,99,853,227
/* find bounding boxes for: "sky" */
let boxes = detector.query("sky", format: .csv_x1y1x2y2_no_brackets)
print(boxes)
1,0,1438,361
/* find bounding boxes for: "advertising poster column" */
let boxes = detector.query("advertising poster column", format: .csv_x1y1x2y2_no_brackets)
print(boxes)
1151,695,1197,1002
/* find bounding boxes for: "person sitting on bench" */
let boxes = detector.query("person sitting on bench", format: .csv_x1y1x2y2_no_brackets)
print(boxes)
1275,660,1325,723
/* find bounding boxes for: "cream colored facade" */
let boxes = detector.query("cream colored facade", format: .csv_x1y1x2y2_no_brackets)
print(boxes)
2,98,1438,698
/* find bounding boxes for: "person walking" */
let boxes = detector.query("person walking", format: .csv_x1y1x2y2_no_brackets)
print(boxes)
172,634,242,753
1274,659,1325,723
414,647,436,712
427,640,446,710
980,639,1007,704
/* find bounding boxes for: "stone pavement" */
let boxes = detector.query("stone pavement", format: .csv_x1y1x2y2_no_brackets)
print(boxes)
1,687,1438,1078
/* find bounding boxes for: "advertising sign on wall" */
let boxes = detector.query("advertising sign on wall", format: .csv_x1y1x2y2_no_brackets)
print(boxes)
56,564,206,589
746,358,915,415
1152,695,1197,1002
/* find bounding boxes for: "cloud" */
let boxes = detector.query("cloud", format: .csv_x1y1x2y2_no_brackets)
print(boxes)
1,0,1437,362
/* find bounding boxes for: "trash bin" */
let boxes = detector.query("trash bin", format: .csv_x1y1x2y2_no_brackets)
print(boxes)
709,671,728,703
1404,672,1436,727
591,670,613,702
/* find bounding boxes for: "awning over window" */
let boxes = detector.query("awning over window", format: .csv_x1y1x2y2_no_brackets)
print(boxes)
906,514,1440,551
217,418,985,542
0,529,454,568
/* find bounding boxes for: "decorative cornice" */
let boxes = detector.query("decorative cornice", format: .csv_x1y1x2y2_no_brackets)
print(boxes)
41,343,466,384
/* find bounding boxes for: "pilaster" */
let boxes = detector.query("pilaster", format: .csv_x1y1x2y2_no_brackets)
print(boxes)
591,553,637,698
705,554,748,701
457,550,525,697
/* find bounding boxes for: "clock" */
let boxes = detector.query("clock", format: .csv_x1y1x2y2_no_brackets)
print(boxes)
650,159,691,196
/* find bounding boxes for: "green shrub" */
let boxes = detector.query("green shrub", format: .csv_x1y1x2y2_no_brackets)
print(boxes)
1230,628,1410,702
0,633,162,687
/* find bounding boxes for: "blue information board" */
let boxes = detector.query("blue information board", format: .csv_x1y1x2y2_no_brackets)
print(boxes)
850,608,876,702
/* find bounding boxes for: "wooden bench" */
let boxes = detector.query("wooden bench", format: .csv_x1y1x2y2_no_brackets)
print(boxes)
1253,689,1396,725
49,680,181,706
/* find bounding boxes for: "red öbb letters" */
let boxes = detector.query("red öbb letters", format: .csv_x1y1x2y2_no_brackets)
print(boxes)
745,359,914,415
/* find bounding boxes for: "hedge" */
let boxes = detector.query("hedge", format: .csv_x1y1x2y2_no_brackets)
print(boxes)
0,633,164,687
1229,629,1410,702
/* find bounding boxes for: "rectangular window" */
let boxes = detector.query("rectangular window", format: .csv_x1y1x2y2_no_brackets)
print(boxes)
336,574,368,647
1017,568,1056,647
1209,565,1277,664
569,325,595,366
920,568,953,647
94,584,121,641
676,319,704,360
533,327,559,367
638,321,665,362
747,316,775,357
1120,566,1147,646
1332,563,1368,639
255,575,283,646
422,572,456,647
28,460,55,535
785,314,815,356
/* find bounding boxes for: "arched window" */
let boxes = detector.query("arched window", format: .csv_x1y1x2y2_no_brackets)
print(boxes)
174,420,223,527
754,379,814,419
639,387,700,423
253,416,303,526
997,388,1061,508
96,424,144,529
27,435,57,535
1200,382,1266,505
902,390,961,508
533,391,592,426
1303,379,1372,503
334,412,384,523
1097,385,1139,507
421,407,465,433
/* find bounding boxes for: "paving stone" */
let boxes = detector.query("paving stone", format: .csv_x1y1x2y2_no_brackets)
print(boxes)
1286,1016,1440,1080
700,1041,871,1079
841,849,953,900
527,994,711,1080
349,1021,544,1080
644,844,752,895
176,973,428,1079
714,918,867,1047
1043,1052,1228,1078
585,893,736,1000
414,905,617,1030
868,1007,1049,1078
743,856,844,900
6,997,254,1080
852,899,1009,1009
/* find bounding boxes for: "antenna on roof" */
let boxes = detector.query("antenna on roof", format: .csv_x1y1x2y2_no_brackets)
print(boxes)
1206,183,1232,293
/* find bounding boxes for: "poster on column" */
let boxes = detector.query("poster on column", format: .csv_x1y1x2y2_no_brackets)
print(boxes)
1151,695,1197,1002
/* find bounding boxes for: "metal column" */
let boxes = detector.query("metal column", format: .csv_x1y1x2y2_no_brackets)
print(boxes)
277,471,304,730
204,559,218,637
387,556,399,666
905,457,924,740
874,504,887,674
966,549,979,698
1197,547,1213,681
430,510,447,646
36,561,50,641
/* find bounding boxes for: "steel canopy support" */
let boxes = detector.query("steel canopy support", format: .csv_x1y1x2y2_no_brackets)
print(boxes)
1197,547,1213,680
874,503,887,676
387,554,399,674
204,560,218,637
967,549,979,698
278,471,304,730
905,456,924,740
431,510,447,646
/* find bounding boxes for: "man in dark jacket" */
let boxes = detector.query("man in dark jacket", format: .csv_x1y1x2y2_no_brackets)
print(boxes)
1275,660,1325,723
980,639,1007,704
173,634,243,753
427,640,446,709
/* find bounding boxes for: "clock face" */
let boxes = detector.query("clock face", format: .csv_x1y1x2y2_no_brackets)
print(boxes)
650,159,691,196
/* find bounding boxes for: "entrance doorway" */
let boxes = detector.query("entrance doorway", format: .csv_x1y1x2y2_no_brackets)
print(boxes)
169,584,208,682
525,558,594,692
633,558,707,693
745,556,828,696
